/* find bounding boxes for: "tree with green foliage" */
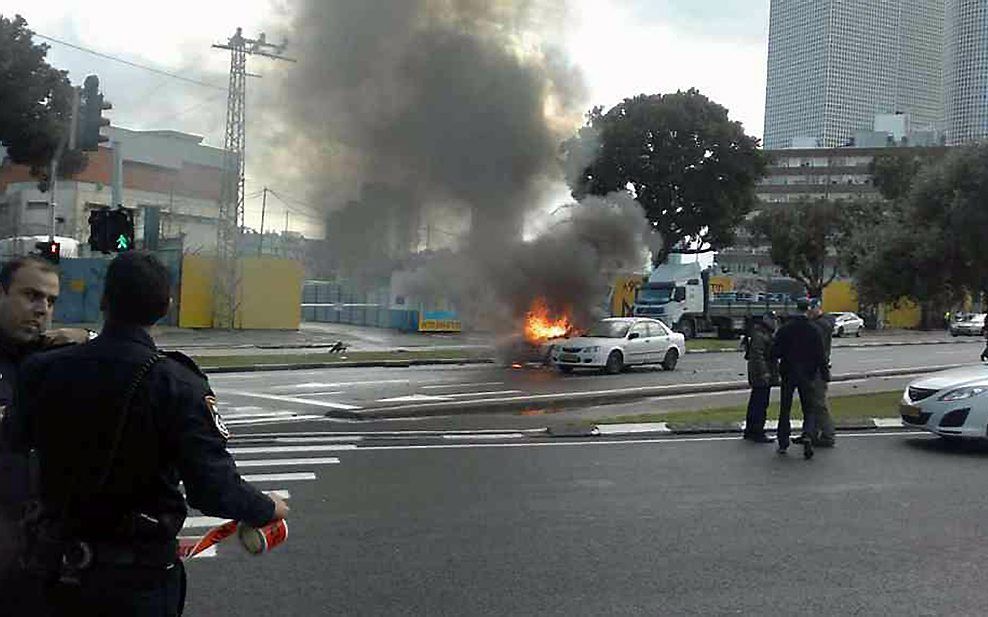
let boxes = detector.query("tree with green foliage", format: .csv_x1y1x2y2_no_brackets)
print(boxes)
868,149,945,202
0,14,84,186
748,198,860,299
562,89,768,265
849,144,988,325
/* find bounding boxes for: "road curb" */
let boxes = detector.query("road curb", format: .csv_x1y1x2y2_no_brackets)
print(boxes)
336,363,965,420
552,418,913,438
192,337,978,372
200,357,495,374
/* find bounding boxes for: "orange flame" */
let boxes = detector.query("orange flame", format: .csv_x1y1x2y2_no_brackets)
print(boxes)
524,299,571,342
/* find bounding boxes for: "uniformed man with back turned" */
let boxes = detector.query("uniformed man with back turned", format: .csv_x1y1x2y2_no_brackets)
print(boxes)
6,251,290,616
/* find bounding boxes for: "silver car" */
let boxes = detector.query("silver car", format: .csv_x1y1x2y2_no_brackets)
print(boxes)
950,313,986,337
828,312,864,337
901,365,988,440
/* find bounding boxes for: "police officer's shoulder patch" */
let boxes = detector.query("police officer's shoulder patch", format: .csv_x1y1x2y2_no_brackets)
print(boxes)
163,351,209,380
204,395,230,439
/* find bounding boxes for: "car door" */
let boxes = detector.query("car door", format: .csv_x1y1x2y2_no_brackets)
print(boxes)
645,321,668,363
625,323,649,365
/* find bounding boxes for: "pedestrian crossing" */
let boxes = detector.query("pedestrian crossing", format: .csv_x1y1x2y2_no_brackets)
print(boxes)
179,438,345,560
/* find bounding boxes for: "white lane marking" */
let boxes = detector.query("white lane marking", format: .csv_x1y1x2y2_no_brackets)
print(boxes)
764,420,803,430
342,431,926,452
422,381,505,390
595,423,671,435
646,391,740,402
265,490,291,500
225,411,297,419
224,406,264,413
836,378,868,385
377,394,453,403
288,391,343,398
271,436,364,443
441,390,524,398
274,380,411,391
235,457,341,468
183,516,228,530
440,433,526,440
225,416,326,427
241,472,317,482
229,444,358,455
216,391,363,410
873,418,905,428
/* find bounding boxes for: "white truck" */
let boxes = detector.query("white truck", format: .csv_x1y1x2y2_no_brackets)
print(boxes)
631,262,803,339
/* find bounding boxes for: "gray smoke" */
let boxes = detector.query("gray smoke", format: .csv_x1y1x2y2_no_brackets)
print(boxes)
258,0,659,331
404,192,661,333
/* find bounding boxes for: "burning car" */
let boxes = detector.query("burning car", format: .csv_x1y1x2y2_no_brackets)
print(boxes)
495,300,575,367
550,317,686,374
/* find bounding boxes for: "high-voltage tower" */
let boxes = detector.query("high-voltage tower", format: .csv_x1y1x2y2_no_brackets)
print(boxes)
212,28,293,328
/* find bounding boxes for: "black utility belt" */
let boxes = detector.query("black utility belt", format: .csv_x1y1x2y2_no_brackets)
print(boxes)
60,538,177,571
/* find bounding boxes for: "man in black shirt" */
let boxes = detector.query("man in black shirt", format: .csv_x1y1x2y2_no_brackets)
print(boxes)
772,298,828,460
8,252,289,616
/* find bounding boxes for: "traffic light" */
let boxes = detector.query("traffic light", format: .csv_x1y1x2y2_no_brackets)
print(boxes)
88,207,134,254
35,241,60,264
78,75,112,152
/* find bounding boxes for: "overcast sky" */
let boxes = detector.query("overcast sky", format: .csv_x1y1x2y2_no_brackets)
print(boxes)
6,0,771,235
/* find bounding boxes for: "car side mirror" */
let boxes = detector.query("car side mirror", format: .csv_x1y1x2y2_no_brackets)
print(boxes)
628,332,640,340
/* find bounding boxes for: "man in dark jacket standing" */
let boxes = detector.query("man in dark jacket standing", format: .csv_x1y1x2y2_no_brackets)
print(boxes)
773,298,828,459
743,313,778,443
7,252,289,616
805,299,836,447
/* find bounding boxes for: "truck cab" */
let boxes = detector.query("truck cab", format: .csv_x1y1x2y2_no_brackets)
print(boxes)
632,263,706,335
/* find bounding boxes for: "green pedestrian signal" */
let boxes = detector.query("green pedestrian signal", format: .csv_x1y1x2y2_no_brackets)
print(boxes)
88,206,135,254
116,234,129,250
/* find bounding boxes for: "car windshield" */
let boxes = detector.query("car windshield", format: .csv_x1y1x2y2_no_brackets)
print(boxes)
638,286,673,303
586,321,632,338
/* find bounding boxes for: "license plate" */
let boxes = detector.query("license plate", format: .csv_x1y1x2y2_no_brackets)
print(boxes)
560,354,580,363
900,404,921,417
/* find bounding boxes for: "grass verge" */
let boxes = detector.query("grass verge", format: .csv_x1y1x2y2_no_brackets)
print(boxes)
685,339,740,352
598,390,903,425
192,349,490,368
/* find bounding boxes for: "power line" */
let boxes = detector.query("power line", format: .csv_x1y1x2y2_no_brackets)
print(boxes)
33,32,226,90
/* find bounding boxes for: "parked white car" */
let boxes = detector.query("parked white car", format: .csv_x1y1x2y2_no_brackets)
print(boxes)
829,312,865,337
550,318,686,374
950,313,986,337
900,365,988,440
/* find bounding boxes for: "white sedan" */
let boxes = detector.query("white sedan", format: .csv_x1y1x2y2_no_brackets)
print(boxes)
550,317,686,374
829,312,865,337
900,365,988,440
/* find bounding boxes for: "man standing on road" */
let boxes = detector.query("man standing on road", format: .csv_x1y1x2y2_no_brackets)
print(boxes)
743,313,778,443
800,299,836,448
0,256,91,612
772,298,828,459
7,252,289,616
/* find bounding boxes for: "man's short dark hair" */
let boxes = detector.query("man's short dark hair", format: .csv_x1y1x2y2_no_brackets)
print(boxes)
103,252,171,325
0,256,59,292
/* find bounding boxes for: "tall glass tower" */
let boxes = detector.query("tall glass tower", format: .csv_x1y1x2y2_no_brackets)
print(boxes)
945,0,988,145
764,0,944,149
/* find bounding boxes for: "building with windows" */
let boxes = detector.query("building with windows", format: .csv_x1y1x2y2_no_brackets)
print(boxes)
0,127,224,255
764,0,944,149
945,0,988,145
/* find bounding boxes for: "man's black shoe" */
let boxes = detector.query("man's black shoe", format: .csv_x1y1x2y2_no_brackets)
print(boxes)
803,439,814,460
743,433,775,444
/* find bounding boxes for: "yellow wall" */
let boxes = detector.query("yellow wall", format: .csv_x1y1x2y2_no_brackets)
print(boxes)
178,256,302,330
822,280,857,313
709,276,733,294
238,258,303,329
611,275,644,317
178,255,215,328
884,299,921,329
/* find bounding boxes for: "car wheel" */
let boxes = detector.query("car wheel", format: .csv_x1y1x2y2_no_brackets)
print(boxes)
951,330,959,337
855,328,861,337
604,351,624,375
558,365,573,374
661,348,679,371
679,319,696,340
836,326,844,337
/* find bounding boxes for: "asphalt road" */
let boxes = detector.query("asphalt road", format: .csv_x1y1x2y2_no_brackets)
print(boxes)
183,429,988,616
207,342,980,426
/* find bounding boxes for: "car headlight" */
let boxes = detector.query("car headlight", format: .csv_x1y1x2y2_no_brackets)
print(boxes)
938,386,988,401
583,346,600,354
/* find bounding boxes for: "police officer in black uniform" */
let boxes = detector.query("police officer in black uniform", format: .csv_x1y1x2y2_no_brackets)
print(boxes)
0,256,91,612
7,252,289,616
